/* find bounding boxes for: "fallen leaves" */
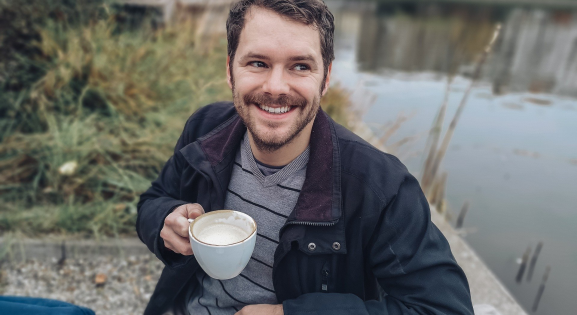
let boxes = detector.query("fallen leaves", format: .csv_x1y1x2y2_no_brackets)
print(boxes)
94,273,107,287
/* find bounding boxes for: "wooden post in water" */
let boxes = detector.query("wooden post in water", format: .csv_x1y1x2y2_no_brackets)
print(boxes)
527,241,543,282
532,265,551,312
515,245,532,284
455,201,469,229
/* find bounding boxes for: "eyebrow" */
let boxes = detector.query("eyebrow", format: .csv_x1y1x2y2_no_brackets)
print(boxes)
240,53,270,61
288,55,318,66
239,52,318,67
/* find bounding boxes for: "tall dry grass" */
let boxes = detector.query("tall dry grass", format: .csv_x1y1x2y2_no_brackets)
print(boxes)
420,24,502,214
0,2,232,236
0,1,353,237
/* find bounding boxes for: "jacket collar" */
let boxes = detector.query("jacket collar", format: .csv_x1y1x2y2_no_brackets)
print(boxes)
194,107,342,224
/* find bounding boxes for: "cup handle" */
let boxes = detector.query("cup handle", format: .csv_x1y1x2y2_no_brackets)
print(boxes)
188,218,194,223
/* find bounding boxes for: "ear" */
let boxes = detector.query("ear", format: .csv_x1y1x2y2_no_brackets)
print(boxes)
226,56,233,89
321,62,332,97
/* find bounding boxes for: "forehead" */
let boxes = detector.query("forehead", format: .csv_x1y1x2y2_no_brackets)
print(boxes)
237,7,322,60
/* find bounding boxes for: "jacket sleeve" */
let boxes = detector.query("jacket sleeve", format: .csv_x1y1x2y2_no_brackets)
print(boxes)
136,118,197,269
282,175,474,315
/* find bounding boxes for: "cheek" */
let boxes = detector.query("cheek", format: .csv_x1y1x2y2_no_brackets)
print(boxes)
293,81,321,100
234,70,265,89
297,75,324,92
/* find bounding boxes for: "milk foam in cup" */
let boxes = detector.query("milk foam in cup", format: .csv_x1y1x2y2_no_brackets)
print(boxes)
188,210,257,280
196,223,249,246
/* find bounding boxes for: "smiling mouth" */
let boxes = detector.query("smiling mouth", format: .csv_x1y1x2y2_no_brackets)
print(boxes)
258,104,293,114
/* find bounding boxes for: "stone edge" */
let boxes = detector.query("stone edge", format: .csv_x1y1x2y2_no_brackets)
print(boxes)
0,236,151,262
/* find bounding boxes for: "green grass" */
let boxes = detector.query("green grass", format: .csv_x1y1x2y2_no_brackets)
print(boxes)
0,1,352,238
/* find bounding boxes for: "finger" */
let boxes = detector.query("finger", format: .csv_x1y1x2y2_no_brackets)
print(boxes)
185,203,205,219
166,240,192,255
173,215,191,238
161,227,193,255
165,209,193,238
160,227,177,251
173,203,204,238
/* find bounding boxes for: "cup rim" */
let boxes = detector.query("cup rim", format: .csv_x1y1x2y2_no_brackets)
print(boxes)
189,210,257,247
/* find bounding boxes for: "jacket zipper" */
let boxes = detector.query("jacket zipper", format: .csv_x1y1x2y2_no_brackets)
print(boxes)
284,220,337,227
321,261,330,292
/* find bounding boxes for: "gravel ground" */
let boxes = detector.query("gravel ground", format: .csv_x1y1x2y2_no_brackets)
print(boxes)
0,254,164,315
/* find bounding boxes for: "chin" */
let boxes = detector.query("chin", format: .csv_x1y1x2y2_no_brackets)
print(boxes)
255,128,292,145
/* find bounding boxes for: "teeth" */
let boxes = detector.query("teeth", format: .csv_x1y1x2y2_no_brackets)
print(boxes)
259,105,291,114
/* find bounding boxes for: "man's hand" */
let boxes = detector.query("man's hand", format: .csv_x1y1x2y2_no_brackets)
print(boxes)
235,304,283,315
160,203,204,255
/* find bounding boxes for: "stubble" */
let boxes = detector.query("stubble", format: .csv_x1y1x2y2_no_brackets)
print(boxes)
233,89,320,152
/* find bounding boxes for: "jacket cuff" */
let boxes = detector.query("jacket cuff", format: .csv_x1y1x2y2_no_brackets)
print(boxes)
282,293,369,315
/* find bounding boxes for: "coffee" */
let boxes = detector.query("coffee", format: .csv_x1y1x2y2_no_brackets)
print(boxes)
197,223,249,246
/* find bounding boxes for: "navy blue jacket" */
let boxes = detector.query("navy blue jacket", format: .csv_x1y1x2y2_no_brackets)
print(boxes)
137,102,474,315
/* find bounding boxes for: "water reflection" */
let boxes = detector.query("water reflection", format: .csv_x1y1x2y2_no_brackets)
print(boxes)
341,2,577,97
328,1,577,315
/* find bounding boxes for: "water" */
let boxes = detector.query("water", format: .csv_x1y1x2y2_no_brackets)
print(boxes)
327,1,577,314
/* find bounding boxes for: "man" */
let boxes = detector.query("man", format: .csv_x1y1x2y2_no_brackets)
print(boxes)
137,0,475,314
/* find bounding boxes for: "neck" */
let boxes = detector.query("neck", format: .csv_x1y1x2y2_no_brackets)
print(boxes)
248,121,314,167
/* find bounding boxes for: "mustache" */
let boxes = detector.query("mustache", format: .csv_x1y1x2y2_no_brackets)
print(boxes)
243,92,307,108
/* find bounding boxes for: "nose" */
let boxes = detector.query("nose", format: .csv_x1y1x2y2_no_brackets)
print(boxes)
262,67,290,96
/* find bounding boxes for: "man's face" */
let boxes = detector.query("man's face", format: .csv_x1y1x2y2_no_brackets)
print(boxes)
227,7,331,152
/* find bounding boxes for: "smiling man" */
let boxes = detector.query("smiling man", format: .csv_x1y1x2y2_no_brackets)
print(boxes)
136,1,474,315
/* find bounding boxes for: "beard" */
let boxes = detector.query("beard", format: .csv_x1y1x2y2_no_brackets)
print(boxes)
233,88,320,153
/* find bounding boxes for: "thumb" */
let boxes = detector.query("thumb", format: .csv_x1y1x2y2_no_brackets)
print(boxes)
184,203,205,220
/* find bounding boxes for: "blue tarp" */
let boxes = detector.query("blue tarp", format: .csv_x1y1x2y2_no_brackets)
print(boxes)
0,296,95,315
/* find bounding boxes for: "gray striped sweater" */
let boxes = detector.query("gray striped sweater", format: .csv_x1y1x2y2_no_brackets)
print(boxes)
187,132,309,315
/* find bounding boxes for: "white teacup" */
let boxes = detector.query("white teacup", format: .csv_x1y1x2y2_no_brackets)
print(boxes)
188,210,257,280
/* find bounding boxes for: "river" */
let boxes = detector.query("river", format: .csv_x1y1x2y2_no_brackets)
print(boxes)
326,1,577,314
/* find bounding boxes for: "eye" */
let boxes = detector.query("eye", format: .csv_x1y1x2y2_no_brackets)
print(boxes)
249,61,267,68
293,64,310,71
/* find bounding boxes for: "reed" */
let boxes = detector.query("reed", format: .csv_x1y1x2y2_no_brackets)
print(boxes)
455,201,469,229
527,241,544,282
515,245,532,284
532,265,551,312
420,76,452,193
320,83,354,129
420,24,502,198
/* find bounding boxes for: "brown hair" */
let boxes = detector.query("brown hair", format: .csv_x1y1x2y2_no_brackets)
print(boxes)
226,0,335,81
